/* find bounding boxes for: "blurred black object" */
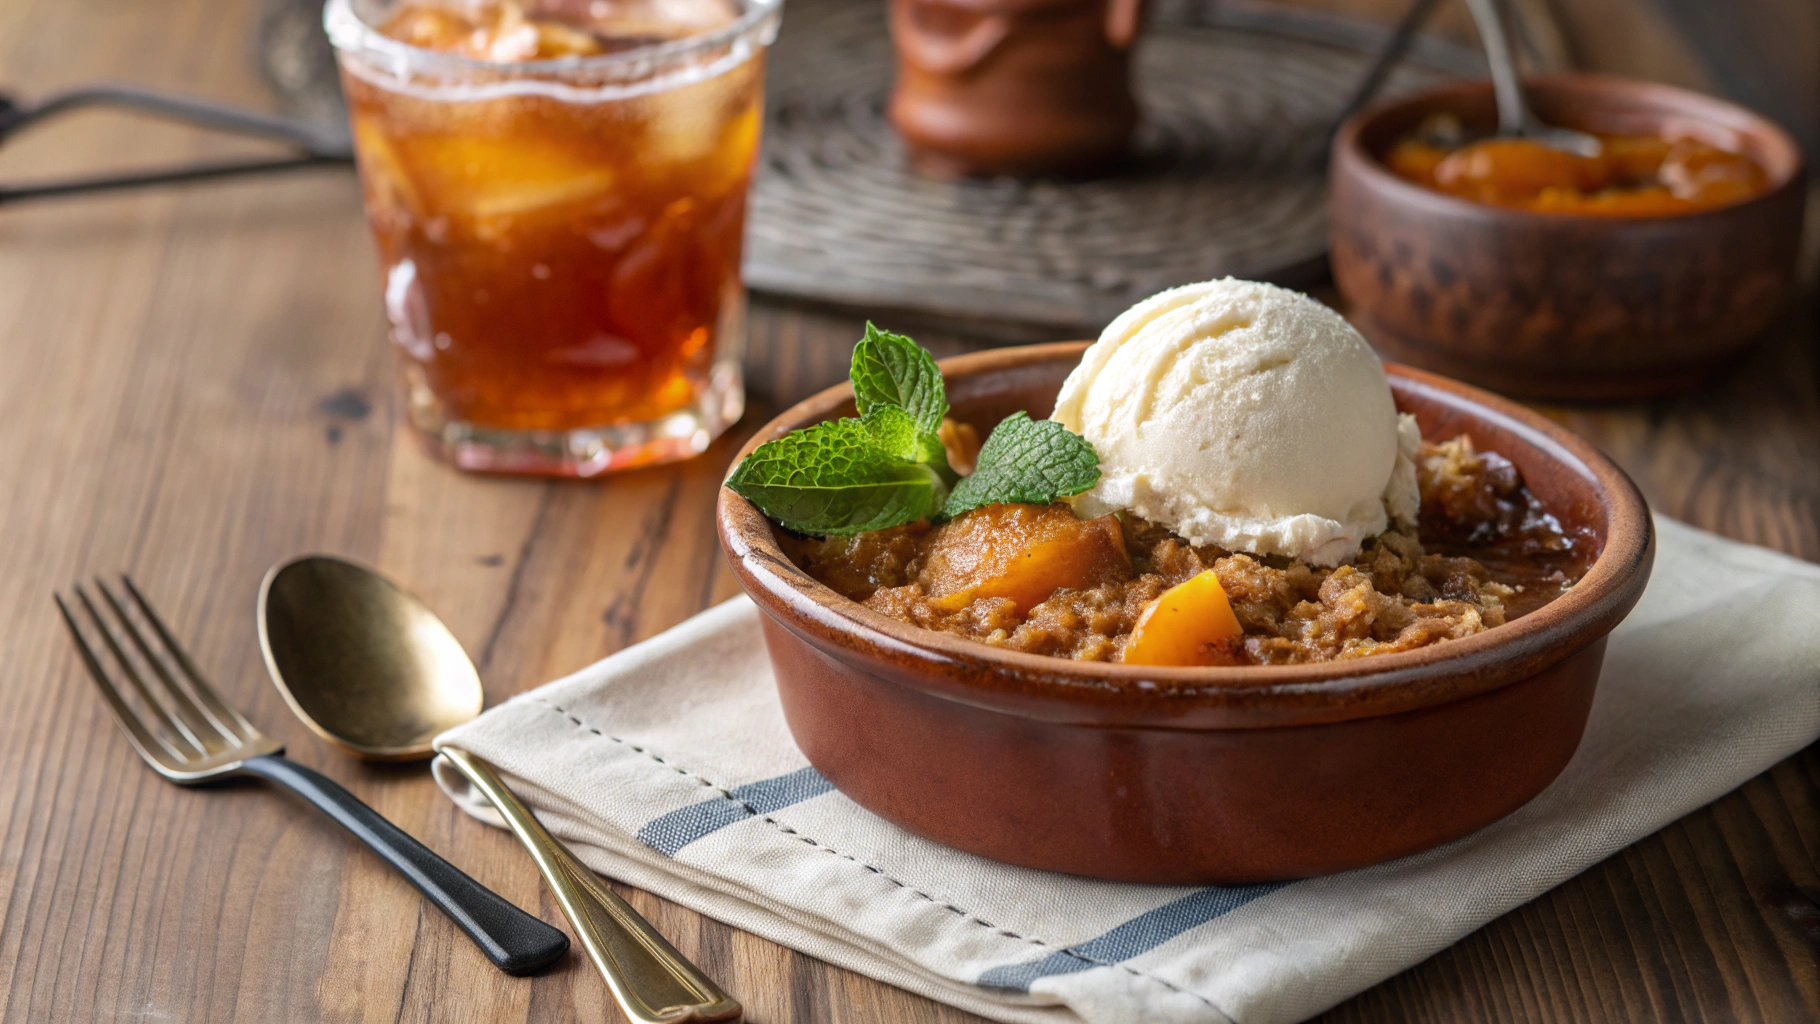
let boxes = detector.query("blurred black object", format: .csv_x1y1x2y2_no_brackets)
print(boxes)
0,0,349,207
0,84,351,205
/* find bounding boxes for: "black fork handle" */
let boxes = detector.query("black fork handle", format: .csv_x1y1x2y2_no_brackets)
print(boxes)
237,753,570,976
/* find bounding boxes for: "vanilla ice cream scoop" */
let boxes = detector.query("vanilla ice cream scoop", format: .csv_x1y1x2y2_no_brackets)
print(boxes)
1053,278,1419,567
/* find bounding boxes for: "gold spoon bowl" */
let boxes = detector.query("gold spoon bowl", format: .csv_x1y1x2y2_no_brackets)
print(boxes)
259,555,481,760
258,555,741,1023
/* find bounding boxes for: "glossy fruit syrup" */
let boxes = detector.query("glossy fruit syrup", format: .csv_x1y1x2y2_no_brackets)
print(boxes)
1385,113,1769,216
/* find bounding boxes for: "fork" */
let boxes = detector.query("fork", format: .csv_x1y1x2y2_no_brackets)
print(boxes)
55,576,570,976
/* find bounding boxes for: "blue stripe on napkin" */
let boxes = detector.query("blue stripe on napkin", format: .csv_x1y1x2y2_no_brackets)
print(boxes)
978,883,1287,991
636,766,833,856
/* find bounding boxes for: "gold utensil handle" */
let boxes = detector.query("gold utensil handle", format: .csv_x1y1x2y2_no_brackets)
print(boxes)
439,748,742,1023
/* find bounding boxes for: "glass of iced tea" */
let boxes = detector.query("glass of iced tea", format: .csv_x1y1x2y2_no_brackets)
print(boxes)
325,0,779,476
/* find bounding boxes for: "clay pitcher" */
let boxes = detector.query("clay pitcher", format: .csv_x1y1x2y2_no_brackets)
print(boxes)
887,0,1145,178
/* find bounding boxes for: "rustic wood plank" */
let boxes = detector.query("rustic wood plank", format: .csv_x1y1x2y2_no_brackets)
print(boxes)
0,3,397,1023
0,181,392,1016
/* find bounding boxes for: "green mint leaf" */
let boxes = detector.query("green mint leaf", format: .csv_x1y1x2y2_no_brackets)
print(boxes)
943,413,1100,518
851,323,948,437
728,324,970,537
860,405,948,466
727,417,948,536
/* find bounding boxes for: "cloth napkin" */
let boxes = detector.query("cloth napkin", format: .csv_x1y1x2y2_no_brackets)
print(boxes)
432,517,1820,1024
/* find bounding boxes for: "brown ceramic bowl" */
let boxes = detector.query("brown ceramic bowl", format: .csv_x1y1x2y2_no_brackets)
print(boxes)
1330,74,1806,402
716,343,1654,883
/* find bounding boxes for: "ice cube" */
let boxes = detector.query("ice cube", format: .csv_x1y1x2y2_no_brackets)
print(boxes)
467,169,616,220
380,4,483,52
634,64,757,172
351,117,425,221
579,0,738,37
407,134,617,222
383,0,612,59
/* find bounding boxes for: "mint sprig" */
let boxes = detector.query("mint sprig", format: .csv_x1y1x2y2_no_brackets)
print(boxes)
943,413,1100,518
725,417,949,536
857,405,945,466
727,327,1100,536
851,323,947,437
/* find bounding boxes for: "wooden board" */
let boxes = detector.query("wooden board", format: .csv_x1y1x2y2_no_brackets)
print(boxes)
2,0,1819,1020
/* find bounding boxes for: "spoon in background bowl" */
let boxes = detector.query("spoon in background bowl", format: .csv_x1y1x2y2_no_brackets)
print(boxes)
1461,0,1601,157
258,555,741,1024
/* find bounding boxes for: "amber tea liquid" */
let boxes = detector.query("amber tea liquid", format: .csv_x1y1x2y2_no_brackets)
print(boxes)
329,0,776,475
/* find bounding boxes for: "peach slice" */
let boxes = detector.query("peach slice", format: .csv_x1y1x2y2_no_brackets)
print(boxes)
918,504,1129,615
1122,570,1244,667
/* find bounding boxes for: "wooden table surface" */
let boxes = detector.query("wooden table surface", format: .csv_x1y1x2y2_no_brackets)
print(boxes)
2,0,1817,1020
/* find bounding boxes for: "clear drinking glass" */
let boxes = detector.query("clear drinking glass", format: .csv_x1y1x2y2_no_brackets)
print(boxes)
325,0,780,476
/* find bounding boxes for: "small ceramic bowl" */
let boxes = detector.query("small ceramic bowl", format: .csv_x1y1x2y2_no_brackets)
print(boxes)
1330,74,1806,402
716,343,1654,883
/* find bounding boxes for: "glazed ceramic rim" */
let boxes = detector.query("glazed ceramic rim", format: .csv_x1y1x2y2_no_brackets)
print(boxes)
1333,72,1807,227
718,342,1655,729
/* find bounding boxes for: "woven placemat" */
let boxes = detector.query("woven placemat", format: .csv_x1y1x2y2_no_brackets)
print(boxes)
745,0,1478,334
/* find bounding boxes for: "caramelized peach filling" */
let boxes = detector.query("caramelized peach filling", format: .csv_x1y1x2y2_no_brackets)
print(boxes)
1385,121,1770,216
781,436,1588,665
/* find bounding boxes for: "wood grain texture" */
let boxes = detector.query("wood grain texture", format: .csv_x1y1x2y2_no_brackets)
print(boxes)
0,0,1816,1021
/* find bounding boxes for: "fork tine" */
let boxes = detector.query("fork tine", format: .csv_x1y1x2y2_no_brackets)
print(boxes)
56,593,193,766
94,577,237,751
72,585,206,760
120,575,260,742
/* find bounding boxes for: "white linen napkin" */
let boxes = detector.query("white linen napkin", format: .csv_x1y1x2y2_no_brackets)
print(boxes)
432,517,1820,1024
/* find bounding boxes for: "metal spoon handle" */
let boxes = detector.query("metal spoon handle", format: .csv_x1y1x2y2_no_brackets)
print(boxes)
1462,0,1530,136
439,748,742,1024
235,754,570,975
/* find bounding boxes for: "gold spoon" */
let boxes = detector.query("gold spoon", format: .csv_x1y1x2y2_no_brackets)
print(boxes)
258,555,741,1024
